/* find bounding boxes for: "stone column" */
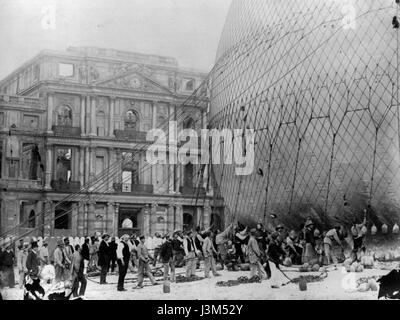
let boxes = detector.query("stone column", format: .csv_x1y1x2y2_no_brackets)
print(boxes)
109,96,115,137
85,96,91,135
46,92,54,133
89,146,96,182
175,164,181,193
143,204,151,237
90,96,97,136
152,101,158,129
78,201,86,237
175,204,183,231
167,204,175,234
168,165,174,193
71,203,78,235
150,203,157,236
84,146,90,185
114,203,119,237
116,149,122,183
203,201,211,229
107,202,115,236
80,95,86,136
202,110,207,129
43,200,53,237
45,146,53,189
108,148,114,191
79,147,85,186
88,201,96,235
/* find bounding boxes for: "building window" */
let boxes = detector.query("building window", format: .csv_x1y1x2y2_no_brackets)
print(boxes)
28,210,36,228
183,117,195,129
122,156,139,191
8,160,18,178
21,143,41,180
96,111,106,136
57,105,73,126
0,112,4,126
55,202,71,230
157,115,166,128
185,79,194,91
124,110,139,130
23,115,39,130
56,148,72,182
58,63,74,77
184,162,194,188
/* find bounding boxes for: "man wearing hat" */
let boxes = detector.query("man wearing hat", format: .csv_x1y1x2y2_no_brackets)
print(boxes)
302,220,317,264
267,232,287,288
116,234,131,291
136,235,157,288
2,242,15,288
202,231,220,278
247,228,267,280
98,233,110,284
26,241,40,279
183,230,200,278
17,242,29,289
160,234,175,282
54,239,67,282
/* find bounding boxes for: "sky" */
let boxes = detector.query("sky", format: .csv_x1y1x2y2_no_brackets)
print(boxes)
0,0,232,79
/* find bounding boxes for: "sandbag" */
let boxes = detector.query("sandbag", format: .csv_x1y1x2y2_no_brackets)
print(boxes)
357,282,370,292
344,258,353,266
240,263,250,271
393,223,399,234
319,266,327,273
360,255,374,268
356,265,364,273
381,224,388,234
374,251,385,261
283,257,292,267
350,265,356,273
368,279,378,291
371,225,377,235
312,264,320,272
345,265,351,273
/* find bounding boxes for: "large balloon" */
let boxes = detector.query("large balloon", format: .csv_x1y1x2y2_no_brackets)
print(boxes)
210,0,400,228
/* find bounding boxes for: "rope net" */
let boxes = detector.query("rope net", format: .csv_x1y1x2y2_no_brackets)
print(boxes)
208,0,400,230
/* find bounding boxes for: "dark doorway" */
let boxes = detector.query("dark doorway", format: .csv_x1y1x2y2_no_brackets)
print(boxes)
28,210,36,228
183,212,193,231
55,202,72,230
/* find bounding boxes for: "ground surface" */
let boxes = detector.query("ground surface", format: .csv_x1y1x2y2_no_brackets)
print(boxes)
1,262,396,300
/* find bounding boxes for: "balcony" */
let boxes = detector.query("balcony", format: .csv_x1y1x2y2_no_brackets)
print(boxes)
114,129,147,141
113,183,153,194
52,125,81,137
0,178,42,190
179,186,206,197
50,180,81,192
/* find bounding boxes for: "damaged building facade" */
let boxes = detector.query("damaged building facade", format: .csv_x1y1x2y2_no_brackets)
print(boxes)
0,46,224,239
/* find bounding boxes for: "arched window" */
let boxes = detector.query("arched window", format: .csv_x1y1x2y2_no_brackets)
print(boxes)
183,117,195,129
96,111,106,136
185,79,194,91
124,110,139,130
57,105,73,126
157,115,166,128
28,210,36,228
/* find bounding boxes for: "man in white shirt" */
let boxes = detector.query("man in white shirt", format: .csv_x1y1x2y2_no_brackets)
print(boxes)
39,242,49,266
116,235,131,291
183,230,201,278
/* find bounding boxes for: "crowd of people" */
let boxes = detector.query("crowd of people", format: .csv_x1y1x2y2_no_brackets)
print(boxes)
0,212,369,298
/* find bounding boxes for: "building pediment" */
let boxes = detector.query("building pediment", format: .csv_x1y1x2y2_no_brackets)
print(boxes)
94,68,174,94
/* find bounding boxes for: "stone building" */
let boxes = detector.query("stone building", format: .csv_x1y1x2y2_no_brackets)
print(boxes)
0,46,224,239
